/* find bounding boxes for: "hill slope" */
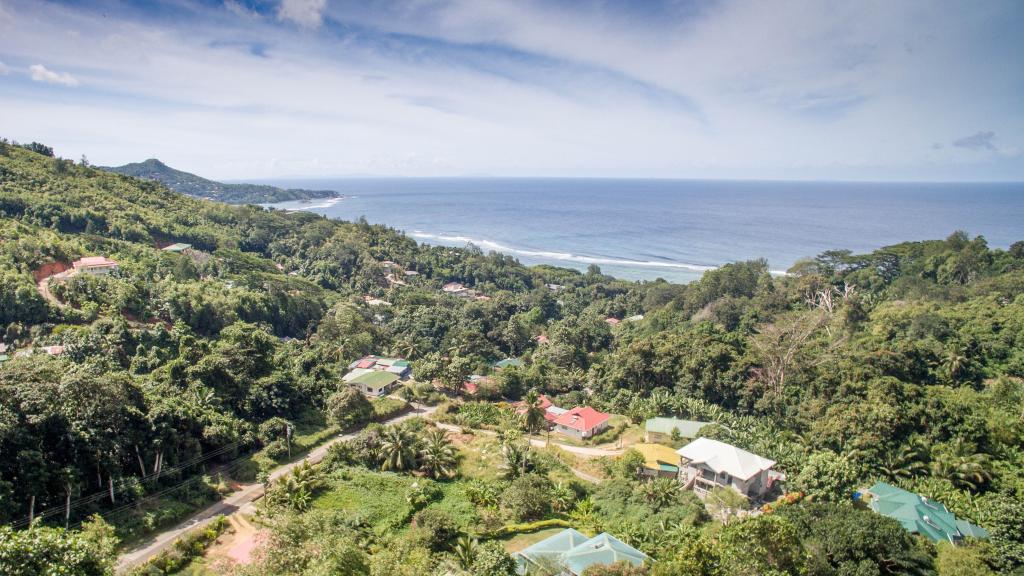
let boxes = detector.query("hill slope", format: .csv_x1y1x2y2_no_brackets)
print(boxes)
100,158,337,204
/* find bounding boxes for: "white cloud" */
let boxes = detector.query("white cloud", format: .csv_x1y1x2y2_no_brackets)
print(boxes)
29,63,79,86
277,0,326,28
224,0,260,19
0,0,1021,181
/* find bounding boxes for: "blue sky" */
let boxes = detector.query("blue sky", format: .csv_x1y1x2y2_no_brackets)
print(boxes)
0,0,1022,181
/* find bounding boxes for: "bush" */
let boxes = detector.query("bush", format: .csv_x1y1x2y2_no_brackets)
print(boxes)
411,508,458,551
501,474,553,522
326,387,375,428
470,540,518,576
372,397,409,421
129,515,229,575
482,518,572,538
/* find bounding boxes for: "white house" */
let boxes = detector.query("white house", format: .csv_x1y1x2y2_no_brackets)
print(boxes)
676,437,777,499
72,256,119,275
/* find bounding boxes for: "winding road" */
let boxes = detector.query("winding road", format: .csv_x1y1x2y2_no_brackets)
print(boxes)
116,403,437,573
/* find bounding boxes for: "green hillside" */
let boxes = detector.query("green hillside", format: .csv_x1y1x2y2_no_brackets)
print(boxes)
100,158,337,204
1,139,1023,575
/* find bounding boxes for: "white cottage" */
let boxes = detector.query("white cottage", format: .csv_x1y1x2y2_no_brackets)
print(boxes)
676,438,777,499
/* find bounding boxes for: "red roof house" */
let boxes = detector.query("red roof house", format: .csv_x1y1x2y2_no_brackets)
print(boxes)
604,317,621,326
462,381,479,395
553,406,612,439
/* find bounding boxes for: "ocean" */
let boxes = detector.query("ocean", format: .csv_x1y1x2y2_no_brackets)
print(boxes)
259,178,1024,284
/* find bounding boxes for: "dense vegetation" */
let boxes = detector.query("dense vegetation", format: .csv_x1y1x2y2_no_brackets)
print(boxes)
99,158,337,204
1,139,1022,575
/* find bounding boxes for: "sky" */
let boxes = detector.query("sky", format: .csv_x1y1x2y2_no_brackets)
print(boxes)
0,0,1022,181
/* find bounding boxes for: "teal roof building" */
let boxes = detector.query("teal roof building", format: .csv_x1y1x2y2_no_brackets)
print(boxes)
514,529,648,575
644,417,711,439
867,482,989,544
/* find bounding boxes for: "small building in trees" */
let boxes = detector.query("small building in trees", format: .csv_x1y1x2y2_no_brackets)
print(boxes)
71,256,118,275
634,443,682,478
343,356,412,396
676,437,777,498
348,371,400,397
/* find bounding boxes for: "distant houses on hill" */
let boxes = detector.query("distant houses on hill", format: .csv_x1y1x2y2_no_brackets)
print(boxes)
513,395,612,440
343,355,413,396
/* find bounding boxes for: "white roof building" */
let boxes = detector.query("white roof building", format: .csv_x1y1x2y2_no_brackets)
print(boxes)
676,437,775,482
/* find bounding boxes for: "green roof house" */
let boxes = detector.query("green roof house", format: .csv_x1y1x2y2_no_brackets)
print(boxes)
493,358,524,369
866,482,989,544
162,243,192,253
513,529,647,575
644,417,711,441
349,371,400,397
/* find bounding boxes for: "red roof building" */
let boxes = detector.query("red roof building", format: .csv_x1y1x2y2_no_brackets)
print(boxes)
462,381,478,395
604,317,621,326
552,406,612,439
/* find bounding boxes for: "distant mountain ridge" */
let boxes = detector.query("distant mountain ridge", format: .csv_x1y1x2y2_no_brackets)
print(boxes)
99,158,338,204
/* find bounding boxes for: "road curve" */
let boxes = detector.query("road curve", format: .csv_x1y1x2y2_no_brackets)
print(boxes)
116,403,436,573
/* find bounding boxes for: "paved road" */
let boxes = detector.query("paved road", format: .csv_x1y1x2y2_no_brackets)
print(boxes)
116,403,436,573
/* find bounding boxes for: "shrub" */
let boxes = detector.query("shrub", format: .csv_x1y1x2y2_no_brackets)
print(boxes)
501,474,553,522
470,540,518,576
372,397,409,421
411,508,458,551
326,387,374,428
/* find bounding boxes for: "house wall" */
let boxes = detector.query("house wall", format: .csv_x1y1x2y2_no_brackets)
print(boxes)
556,420,609,439
555,424,584,439
681,463,770,498
79,265,117,276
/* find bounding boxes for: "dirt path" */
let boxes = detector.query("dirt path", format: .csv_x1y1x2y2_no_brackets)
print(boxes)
116,403,437,573
36,270,72,308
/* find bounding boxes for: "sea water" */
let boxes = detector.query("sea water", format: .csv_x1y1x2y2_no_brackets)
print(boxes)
261,178,1024,283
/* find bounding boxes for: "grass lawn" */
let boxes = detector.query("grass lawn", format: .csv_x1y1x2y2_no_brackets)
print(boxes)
500,527,566,553
313,468,479,534
314,469,418,534
455,434,504,481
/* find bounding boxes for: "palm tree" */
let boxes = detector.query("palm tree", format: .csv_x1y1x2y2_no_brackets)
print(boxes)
641,477,682,508
379,426,420,472
932,454,992,491
523,389,547,435
272,460,321,511
453,534,478,570
499,439,537,480
419,429,457,479
944,346,968,384
875,443,928,481
931,438,992,491
551,482,576,513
